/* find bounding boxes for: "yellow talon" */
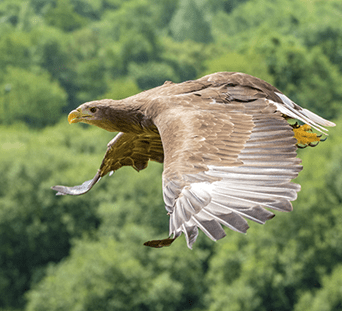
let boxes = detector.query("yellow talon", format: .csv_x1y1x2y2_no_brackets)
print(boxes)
293,124,321,146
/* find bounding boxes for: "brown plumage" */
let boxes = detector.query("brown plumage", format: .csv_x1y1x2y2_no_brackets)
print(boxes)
52,72,336,249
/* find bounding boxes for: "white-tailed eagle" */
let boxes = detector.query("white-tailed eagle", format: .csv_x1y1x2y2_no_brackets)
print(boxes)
52,72,336,248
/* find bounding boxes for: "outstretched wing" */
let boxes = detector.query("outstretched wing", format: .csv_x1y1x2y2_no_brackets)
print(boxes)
153,92,325,249
52,131,163,195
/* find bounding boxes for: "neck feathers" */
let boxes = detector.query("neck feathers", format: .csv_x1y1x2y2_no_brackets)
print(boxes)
96,99,156,133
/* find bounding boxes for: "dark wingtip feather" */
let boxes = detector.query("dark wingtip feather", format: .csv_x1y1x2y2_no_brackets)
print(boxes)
143,237,176,248
51,172,101,196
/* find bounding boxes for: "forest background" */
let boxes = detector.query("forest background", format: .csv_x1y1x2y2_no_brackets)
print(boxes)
0,0,342,310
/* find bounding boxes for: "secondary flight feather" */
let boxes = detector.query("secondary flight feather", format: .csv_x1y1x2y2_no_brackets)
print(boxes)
52,72,336,249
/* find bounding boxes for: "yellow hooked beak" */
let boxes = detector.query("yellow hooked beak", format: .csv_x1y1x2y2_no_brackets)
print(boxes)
68,109,80,124
68,108,92,124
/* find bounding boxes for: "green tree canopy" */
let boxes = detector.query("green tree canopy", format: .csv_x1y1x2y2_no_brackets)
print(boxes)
45,0,87,32
294,265,342,311
169,0,213,43
0,67,67,127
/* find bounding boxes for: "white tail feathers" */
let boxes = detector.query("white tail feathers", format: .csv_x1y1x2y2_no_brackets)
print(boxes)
274,92,336,134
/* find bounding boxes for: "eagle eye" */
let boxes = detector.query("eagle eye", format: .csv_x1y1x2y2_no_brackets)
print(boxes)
90,107,97,113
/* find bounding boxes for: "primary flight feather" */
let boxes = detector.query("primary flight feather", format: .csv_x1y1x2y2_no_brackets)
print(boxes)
52,72,336,249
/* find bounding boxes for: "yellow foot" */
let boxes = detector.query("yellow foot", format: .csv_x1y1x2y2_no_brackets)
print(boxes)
292,123,325,148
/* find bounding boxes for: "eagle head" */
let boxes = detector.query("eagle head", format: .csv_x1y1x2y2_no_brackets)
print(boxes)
68,101,120,132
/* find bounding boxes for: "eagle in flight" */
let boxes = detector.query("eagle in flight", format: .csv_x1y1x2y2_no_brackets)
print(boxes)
52,72,335,249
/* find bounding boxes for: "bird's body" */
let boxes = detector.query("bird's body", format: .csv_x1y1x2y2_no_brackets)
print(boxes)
53,72,336,248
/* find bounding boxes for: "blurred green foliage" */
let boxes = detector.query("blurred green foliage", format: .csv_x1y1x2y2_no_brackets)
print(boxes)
0,67,67,127
0,0,341,310
169,0,213,43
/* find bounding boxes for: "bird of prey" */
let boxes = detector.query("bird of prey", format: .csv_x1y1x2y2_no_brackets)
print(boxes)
52,72,336,249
